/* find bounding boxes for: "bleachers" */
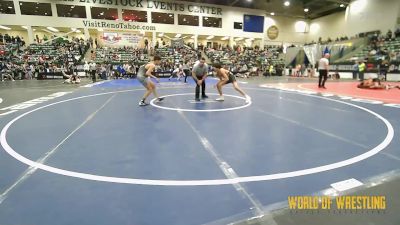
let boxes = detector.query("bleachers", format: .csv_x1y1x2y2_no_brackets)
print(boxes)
156,47,197,62
155,47,198,70
206,47,285,68
352,37,400,62
24,44,62,63
94,47,149,64
15,38,89,65
0,43,19,59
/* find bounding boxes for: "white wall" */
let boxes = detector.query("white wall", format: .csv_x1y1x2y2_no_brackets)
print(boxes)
0,0,265,39
307,13,346,42
265,16,308,44
345,0,399,36
0,0,309,45
3,0,397,47
197,39,229,47
0,30,83,44
307,0,400,42
1,30,28,43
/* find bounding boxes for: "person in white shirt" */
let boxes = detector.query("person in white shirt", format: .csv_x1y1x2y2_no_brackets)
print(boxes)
182,61,190,83
83,61,89,77
28,64,34,79
318,53,330,88
62,69,80,84
89,61,97,83
169,64,184,81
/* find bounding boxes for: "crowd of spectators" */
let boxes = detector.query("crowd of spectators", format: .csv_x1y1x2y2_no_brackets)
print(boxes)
93,46,149,64
3,27,400,83
155,47,198,71
205,45,285,77
304,36,351,46
367,30,400,62
349,29,400,74
0,35,89,81
2,31,291,82
301,29,400,75
304,29,400,47
0,33,26,47
76,45,201,83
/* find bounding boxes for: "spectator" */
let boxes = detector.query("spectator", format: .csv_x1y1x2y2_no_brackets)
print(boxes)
380,60,389,81
182,61,190,83
269,64,274,76
395,28,400,38
21,37,25,47
27,64,34,79
352,61,359,80
81,61,88,77
387,30,393,40
358,61,366,81
90,50,96,60
4,34,10,43
0,68,15,82
89,61,97,82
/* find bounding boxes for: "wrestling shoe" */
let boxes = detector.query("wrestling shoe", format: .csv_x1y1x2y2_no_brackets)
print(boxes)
139,100,148,106
245,95,251,104
216,96,225,101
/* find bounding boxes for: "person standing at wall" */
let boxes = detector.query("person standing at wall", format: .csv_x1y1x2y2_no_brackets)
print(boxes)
182,61,190,83
83,61,89,77
89,61,97,83
380,60,389,81
358,60,366,81
352,61,359,80
318,53,330,89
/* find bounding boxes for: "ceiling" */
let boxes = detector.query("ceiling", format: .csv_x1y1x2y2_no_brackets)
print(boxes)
180,0,351,19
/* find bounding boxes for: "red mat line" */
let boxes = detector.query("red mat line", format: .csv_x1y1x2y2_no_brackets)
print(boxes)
265,82,400,104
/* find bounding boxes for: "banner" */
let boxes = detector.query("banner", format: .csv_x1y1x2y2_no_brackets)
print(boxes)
102,32,122,44
59,0,223,15
83,20,156,31
121,33,142,45
303,44,318,67
171,38,184,48
100,32,143,46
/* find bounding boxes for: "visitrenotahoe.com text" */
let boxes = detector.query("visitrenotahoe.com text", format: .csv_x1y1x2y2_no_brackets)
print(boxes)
83,21,156,31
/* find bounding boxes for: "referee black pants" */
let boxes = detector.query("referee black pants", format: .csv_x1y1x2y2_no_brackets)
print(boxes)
318,70,328,87
183,69,190,83
91,70,96,82
195,76,206,99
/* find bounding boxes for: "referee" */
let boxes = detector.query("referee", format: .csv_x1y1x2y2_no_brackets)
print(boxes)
318,53,330,89
192,58,209,101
